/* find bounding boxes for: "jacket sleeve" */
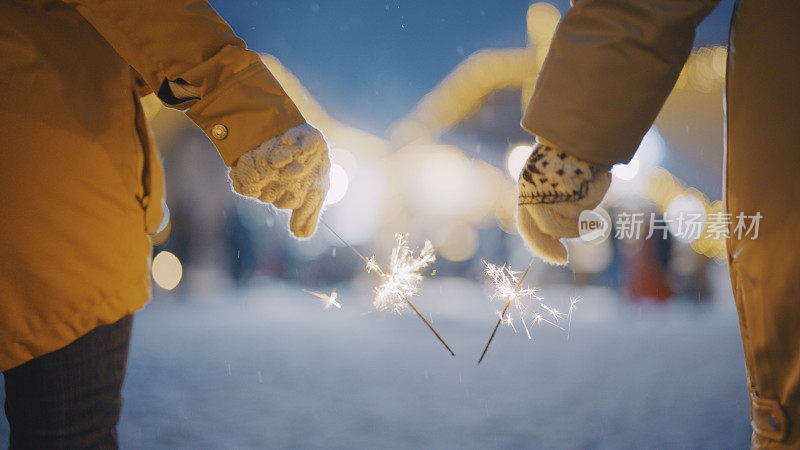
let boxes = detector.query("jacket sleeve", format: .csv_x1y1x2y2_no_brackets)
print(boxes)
522,0,721,167
63,0,306,166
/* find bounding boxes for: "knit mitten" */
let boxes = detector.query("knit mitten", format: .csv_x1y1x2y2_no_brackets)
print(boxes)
517,140,611,265
229,123,331,238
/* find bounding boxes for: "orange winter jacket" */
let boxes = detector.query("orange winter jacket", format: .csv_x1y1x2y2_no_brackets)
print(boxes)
0,0,305,371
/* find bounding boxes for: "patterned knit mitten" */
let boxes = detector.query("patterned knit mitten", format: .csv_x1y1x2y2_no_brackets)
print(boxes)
229,123,331,238
517,140,611,265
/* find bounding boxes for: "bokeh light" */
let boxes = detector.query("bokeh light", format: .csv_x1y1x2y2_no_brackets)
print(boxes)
665,194,707,243
568,239,614,274
612,153,641,181
151,251,183,290
330,147,358,177
150,202,171,246
638,127,666,167
526,2,561,46
506,144,532,179
412,146,479,217
324,163,349,205
434,221,479,262
610,128,664,183
324,163,384,246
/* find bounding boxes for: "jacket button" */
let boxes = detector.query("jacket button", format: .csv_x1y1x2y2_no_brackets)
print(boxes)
211,124,228,140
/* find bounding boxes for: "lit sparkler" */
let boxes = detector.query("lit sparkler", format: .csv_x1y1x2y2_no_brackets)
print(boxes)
478,259,581,363
477,258,536,363
302,288,341,309
367,234,435,314
321,222,454,356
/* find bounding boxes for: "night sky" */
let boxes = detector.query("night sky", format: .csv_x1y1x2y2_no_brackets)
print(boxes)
209,0,736,135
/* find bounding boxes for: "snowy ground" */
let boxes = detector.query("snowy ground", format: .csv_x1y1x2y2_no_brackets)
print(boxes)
1,275,751,449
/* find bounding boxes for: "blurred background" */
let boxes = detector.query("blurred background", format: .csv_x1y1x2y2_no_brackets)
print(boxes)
1,0,753,448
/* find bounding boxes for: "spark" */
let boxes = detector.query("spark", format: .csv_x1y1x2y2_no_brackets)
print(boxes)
320,222,454,356
477,259,535,363
478,259,582,363
567,296,581,340
531,312,565,331
521,315,532,340
368,234,436,315
302,288,341,309
539,303,566,322
366,256,381,274
483,261,542,327
499,311,517,334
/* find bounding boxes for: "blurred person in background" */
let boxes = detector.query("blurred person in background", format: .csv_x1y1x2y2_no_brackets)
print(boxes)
0,0,330,447
514,0,800,447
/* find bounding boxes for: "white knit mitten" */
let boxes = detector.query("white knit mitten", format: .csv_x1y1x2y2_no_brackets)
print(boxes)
517,140,611,265
229,124,330,238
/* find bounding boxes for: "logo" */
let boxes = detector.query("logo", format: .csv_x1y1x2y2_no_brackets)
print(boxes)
578,207,611,244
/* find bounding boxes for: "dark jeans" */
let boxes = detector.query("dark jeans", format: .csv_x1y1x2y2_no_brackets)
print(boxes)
2,315,133,450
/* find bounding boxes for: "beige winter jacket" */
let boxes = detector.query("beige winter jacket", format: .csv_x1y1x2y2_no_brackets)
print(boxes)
523,0,800,447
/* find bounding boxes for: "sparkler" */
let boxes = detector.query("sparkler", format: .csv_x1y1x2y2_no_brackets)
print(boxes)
478,259,583,363
367,234,435,314
302,288,341,309
321,222,454,356
477,258,536,363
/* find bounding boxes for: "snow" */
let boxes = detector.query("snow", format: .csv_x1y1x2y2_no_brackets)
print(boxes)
1,278,750,448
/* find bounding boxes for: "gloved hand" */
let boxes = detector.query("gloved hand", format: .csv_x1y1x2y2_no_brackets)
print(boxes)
516,139,611,265
228,123,330,238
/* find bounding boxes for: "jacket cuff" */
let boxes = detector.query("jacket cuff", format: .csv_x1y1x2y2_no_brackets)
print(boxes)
521,105,628,171
186,63,306,166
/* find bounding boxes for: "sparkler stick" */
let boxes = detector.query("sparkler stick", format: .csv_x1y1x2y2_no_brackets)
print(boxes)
477,258,534,364
321,221,455,356
321,221,371,267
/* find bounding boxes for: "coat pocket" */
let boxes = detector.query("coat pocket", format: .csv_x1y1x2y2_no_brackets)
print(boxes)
132,91,166,235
